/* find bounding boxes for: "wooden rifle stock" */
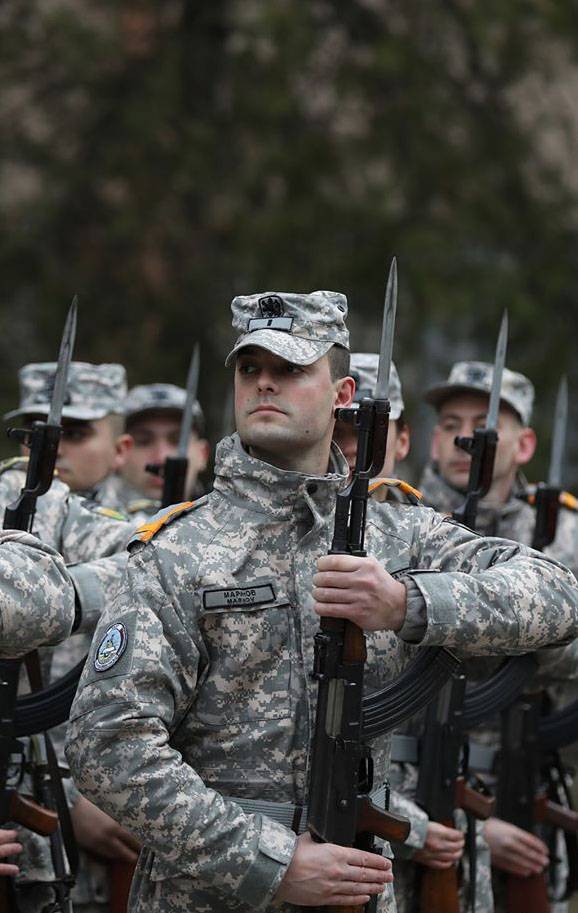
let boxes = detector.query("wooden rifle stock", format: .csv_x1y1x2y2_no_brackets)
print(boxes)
420,818,460,913
109,859,136,913
455,777,495,820
7,791,58,836
535,792,578,832
505,871,550,913
357,796,410,844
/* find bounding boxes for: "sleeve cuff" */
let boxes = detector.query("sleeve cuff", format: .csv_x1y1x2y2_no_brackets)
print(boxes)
68,562,106,635
235,815,297,910
397,578,428,644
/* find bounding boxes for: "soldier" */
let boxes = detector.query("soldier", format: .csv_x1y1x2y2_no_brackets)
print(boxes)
66,292,578,913
421,361,578,912
0,530,75,658
333,353,410,486
111,382,209,518
4,361,132,502
334,353,471,911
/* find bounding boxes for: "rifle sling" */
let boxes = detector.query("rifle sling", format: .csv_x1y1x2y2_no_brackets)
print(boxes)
225,784,389,836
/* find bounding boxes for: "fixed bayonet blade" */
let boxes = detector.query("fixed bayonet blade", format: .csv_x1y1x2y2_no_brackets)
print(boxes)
548,375,568,488
486,310,508,431
47,296,78,426
178,343,200,457
374,257,398,400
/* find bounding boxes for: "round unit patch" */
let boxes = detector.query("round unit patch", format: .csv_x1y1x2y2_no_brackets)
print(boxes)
94,623,128,672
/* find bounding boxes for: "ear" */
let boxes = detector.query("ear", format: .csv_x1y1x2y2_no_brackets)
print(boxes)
394,426,411,463
335,376,356,408
430,426,441,461
113,434,134,471
515,426,537,467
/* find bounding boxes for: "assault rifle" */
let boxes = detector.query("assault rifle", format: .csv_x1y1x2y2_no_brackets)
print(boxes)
146,344,200,507
530,376,567,552
414,312,508,913
307,259,411,913
0,299,78,911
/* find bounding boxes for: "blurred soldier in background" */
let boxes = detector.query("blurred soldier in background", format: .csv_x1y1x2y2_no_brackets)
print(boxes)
112,382,209,518
421,361,578,913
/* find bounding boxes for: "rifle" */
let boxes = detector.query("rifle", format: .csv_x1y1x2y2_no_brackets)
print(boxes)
307,259,410,913
498,696,553,913
531,376,567,552
146,344,200,507
415,312,508,913
0,299,78,911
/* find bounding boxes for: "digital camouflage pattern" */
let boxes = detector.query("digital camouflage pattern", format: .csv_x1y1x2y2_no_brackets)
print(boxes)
0,530,75,656
351,353,404,419
124,382,205,432
0,461,134,911
225,290,349,366
66,433,578,913
419,461,578,913
424,361,535,425
3,361,127,422
93,473,159,525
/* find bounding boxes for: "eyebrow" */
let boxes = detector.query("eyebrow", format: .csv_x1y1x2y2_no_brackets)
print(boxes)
440,412,488,422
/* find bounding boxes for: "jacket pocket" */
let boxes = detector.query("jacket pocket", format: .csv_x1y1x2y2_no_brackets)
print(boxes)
195,596,293,724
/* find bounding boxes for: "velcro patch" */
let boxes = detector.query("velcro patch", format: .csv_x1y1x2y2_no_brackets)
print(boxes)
247,317,294,333
203,584,276,610
94,623,128,672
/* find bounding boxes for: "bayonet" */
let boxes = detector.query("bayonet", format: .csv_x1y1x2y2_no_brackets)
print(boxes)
47,297,78,427
374,257,397,400
548,375,568,488
486,310,508,432
177,343,200,458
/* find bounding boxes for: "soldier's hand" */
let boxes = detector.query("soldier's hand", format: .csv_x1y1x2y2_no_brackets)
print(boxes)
483,817,549,876
0,828,22,876
71,795,140,863
413,822,465,869
313,554,407,632
275,832,393,906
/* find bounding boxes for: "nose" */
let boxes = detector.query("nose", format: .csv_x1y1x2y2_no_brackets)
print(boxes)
151,441,176,464
256,369,278,394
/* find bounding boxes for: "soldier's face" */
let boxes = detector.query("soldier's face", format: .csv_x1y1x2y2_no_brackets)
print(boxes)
234,347,354,473
431,393,536,497
333,417,410,478
123,412,209,498
55,416,132,493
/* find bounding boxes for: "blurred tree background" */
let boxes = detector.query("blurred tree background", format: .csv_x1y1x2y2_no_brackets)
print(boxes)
2,0,578,482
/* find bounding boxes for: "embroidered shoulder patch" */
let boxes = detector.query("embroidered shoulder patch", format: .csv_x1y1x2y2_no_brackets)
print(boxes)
94,623,128,672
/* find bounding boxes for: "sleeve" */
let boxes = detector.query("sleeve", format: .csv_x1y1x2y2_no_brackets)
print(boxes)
68,551,128,635
399,512,578,654
0,531,75,656
387,787,429,854
65,544,296,911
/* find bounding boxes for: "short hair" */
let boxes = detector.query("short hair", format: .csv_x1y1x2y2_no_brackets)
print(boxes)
328,345,350,382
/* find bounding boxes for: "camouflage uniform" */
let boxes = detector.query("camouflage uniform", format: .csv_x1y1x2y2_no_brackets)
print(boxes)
420,361,578,913
0,530,75,656
1,359,132,913
66,290,578,913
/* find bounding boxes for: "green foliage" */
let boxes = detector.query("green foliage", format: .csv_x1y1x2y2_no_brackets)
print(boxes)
1,0,578,481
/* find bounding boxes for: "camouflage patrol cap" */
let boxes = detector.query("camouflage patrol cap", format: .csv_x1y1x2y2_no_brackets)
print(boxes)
424,361,534,425
124,383,204,432
350,353,405,421
225,291,349,366
4,361,127,422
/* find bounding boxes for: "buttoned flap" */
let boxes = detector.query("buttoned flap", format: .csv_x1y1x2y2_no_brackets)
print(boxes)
195,581,293,724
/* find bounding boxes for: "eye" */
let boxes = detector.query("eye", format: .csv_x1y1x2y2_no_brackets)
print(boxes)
238,363,257,375
286,363,303,374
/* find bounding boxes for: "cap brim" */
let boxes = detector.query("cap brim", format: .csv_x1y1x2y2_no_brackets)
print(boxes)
423,383,524,422
3,405,110,422
225,330,334,367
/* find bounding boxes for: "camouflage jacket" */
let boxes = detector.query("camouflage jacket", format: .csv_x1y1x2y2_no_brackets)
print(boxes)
94,473,160,525
66,434,578,913
0,530,75,656
0,462,133,634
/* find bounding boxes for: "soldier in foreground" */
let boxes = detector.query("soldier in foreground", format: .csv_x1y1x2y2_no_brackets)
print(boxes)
421,361,578,912
67,292,578,913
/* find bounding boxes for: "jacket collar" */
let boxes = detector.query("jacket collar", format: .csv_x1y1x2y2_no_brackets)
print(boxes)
213,433,348,521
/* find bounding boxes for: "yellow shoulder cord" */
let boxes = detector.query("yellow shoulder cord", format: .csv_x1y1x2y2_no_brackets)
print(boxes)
368,478,423,505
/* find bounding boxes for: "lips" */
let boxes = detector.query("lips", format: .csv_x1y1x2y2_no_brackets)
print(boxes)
251,404,285,415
